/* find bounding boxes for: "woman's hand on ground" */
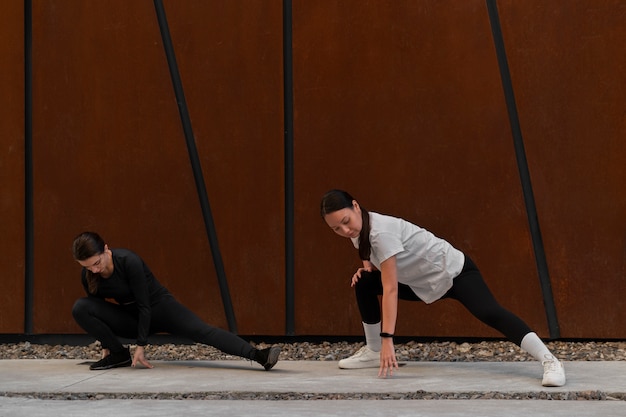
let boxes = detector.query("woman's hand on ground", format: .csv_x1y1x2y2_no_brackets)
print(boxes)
377,339,398,378
132,345,154,369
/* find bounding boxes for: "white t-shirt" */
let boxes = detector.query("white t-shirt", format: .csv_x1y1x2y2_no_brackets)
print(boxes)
351,212,465,304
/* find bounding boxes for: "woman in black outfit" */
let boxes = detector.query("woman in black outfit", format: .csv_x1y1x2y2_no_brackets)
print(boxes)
71,231,280,371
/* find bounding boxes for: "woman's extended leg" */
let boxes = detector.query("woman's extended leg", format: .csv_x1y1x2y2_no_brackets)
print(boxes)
149,295,280,370
441,258,531,345
443,257,566,386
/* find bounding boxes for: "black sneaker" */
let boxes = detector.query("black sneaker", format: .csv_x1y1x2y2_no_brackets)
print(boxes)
255,346,281,371
90,348,132,370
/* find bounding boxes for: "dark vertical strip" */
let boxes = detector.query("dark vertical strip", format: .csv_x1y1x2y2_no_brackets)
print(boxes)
486,0,560,339
283,0,296,335
153,0,237,333
24,0,34,334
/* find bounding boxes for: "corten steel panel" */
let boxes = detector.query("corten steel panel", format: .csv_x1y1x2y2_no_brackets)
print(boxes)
31,1,229,333
498,1,626,338
293,0,548,337
163,0,284,335
0,0,26,333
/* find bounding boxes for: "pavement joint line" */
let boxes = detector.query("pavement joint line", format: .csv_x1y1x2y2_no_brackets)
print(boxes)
58,371,110,391
1,391,625,401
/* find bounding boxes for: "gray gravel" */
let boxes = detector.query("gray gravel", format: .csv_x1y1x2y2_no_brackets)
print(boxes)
2,340,625,362
3,390,623,401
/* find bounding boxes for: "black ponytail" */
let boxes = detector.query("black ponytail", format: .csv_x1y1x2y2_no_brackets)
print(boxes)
357,205,371,261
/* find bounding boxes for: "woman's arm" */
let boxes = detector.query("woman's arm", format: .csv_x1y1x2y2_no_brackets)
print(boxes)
123,255,153,346
122,253,155,368
378,255,399,378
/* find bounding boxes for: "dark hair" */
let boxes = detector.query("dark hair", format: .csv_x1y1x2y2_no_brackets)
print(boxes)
72,231,105,294
320,189,371,261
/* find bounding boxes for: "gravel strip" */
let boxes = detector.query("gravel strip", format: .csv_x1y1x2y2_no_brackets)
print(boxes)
2,390,625,401
2,340,625,362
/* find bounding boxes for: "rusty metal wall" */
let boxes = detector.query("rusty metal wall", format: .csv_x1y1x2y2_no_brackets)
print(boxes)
292,0,547,337
1,0,624,339
28,0,284,335
498,0,626,338
0,0,25,333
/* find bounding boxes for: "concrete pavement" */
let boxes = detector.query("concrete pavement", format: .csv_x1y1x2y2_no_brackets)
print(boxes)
0,359,625,416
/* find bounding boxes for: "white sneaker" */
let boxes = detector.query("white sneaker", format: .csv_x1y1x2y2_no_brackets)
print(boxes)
338,346,380,369
542,355,566,387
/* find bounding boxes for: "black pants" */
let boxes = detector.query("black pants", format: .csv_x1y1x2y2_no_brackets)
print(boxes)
72,294,255,359
354,256,532,346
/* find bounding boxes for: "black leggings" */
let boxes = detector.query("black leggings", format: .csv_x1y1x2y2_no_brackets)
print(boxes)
354,256,532,346
72,294,255,359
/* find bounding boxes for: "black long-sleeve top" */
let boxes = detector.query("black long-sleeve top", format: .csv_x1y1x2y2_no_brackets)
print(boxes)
80,248,170,346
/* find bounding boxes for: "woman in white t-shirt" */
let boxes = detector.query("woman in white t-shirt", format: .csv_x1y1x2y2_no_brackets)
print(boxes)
320,189,565,387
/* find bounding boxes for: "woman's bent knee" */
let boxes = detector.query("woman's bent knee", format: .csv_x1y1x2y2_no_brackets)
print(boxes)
354,270,382,293
72,297,96,319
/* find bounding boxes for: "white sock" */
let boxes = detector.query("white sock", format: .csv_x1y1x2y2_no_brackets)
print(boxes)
363,322,381,352
520,332,557,362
